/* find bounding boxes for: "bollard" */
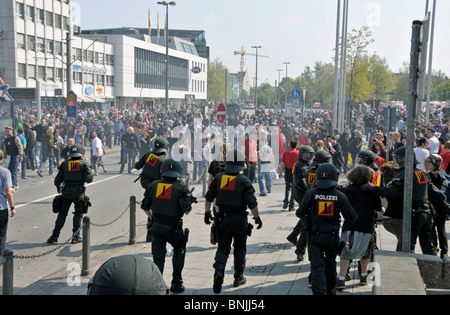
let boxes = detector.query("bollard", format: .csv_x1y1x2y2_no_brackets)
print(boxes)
2,249,13,295
81,216,90,276
129,196,136,245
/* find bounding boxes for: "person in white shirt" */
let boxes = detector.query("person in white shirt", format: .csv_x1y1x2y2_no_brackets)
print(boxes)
426,128,440,154
91,131,107,175
257,135,274,196
414,137,430,171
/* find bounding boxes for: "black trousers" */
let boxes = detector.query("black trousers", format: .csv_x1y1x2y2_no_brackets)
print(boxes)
412,211,436,255
244,162,256,182
51,194,85,238
152,221,186,285
309,232,339,295
214,214,248,272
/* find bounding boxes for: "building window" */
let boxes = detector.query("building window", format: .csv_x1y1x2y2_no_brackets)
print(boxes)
38,66,45,80
55,14,62,29
26,5,35,22
36,37,45,52
84,73,94,85
27,65,36,79
16,2,24,19
55,68,62,82
96,74,104,85
36,8,44,24
47,67,54,81
95,52,104,65
55,41,62,56
73,72,82,84
17,33,25,49
46,40,54,54
18,64,26,79
86,50,94,63
45,11,53,27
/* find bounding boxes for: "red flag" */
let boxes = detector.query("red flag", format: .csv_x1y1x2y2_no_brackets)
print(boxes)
278,121,284,156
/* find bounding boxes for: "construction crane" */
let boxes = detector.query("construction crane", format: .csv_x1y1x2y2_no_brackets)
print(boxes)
234,46,270,73
234,46,269,103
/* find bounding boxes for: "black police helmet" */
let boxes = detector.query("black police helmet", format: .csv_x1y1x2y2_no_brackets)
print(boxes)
88,255,168,295
315,163,339,189
299,145,315,162
225,149,246,173
153,138,169,154
356,150,379,169
70,144,85,158
160,159,182,178
310,150,332,167
393,146,418,169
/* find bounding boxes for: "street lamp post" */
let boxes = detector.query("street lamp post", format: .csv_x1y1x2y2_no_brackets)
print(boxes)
283,62,290,79
252,45,261,107
157,1,176,109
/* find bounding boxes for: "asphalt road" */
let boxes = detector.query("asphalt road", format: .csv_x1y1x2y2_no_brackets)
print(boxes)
3,148,149,290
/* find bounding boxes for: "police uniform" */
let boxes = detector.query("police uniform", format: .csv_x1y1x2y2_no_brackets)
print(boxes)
47,144,93,244
288,145,314,261
297,163,357,295
141,159,196,294
204,149,262,294
363,147,449,255
355,150,385,187
135,137,169,242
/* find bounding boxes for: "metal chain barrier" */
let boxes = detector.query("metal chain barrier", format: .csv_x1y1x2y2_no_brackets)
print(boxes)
10,201,131,261
90,203,130,227
12,223,85,260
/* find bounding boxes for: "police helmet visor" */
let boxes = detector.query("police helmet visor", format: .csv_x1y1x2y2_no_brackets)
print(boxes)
300,152,314,162
393,156,405,169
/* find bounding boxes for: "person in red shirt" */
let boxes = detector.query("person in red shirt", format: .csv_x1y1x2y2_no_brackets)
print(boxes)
279,141,299,211
440,141,450,174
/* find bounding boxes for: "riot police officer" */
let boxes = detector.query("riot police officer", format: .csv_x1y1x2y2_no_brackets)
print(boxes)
204,149,262,294
287,145,314,261
355,150,385,187
141,159,196,294
362,146,449,255
47,144,93,244
304,150,332,190
135,137,169,242
297,163,357,295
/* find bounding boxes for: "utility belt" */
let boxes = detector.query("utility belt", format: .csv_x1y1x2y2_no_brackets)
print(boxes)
218,207,247,217
153,214,189,245
153,213,182,228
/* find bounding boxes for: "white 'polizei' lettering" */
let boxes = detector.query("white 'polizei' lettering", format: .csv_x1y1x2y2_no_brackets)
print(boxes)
315,195,338,201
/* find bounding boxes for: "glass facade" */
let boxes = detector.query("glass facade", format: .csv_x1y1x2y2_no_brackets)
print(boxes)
134,47,189,91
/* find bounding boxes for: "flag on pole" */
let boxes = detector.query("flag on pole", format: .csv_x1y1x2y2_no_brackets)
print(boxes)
164,16,167,39
157,13,160,39
148,8,152,36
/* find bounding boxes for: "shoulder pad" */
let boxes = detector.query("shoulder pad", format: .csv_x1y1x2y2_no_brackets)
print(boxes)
392,178,402,186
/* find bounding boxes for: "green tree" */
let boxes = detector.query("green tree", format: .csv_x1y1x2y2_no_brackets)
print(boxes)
345,26,375,104
369,54,395,102
207,58,231,103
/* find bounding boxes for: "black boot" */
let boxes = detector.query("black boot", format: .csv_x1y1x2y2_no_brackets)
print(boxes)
170,280,185,294
213,264,225,294
233,269,246,288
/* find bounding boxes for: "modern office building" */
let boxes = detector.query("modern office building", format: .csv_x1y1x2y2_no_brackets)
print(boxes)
0,0,115,110
78,28,208,109
0,1,208,113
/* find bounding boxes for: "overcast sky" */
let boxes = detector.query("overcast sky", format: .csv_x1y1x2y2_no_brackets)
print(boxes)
73,0,450,85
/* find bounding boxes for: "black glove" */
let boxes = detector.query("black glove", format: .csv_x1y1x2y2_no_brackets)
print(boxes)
56,185,61,194
253,216,263,229
204,212,213,225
